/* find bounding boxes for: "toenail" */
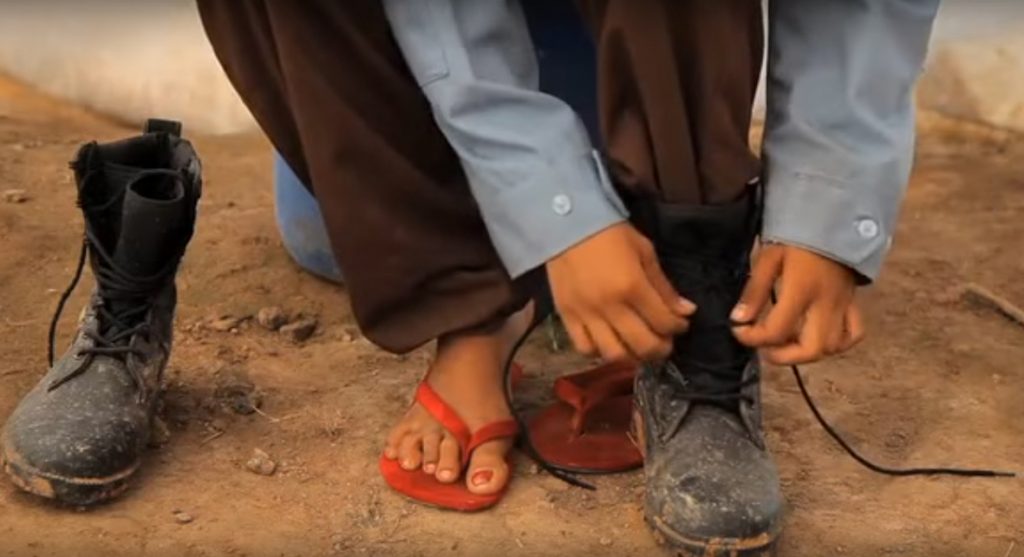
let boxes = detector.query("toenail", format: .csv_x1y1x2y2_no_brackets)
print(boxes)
423,463,436,474
384,449,397,459
438,470,454,481
471,470,493,486
403,460,416,469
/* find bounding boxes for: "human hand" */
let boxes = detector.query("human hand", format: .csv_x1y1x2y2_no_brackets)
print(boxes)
546,222,694,363
731,244,865,365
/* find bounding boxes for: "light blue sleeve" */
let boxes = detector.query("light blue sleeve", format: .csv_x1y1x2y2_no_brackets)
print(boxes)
382,0,627,278
763,0,940,281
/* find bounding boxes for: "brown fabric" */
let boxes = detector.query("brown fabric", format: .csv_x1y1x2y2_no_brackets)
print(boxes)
578,0,764,204
197,1,530,353
197,0,762,353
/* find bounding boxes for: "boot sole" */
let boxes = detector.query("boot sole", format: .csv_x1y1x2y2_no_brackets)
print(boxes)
0,440,138,506
648,515,779,557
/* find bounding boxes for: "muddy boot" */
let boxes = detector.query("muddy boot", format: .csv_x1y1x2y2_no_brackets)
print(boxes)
0,120,201,506
632,188,783,555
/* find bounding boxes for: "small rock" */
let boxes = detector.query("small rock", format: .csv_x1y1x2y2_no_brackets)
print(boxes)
256,306,288,331
149,416,171,447
246,448,277,476
2,189,28,203
599,537,612,547
280,317,318,342
213,367,262,415
209,315,242,332
172,510,194,524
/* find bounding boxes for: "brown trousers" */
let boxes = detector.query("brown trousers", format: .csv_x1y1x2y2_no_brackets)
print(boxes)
197,0,763,353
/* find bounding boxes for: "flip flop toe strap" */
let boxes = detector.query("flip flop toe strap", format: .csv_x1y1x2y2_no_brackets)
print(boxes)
415,382,519,469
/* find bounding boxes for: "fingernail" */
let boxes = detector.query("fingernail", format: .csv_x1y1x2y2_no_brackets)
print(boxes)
678,298,696,312
471,470,494,486
731,303,748,322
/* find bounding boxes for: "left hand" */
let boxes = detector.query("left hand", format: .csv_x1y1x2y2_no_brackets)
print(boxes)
731,244,865,365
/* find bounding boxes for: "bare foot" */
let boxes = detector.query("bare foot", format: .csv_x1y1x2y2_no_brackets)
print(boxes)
383,304,533,495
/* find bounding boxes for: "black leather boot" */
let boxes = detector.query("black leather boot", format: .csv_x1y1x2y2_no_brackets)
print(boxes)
632,188,783,555
1,120,201,506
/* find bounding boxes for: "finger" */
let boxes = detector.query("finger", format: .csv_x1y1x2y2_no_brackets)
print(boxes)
825,315,847,355
764,304,829,365
731,247,784,325
641,255,697,318
628,272,690,337
840,304,866,351
604,306,672,362
562,313,596,357
587,318,632,364
733,279,812,348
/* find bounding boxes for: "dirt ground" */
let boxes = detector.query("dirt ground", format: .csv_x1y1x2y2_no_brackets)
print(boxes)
0,73,1022,557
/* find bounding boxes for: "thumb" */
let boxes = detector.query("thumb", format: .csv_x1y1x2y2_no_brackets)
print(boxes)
641,251,696,317
732,246,784,325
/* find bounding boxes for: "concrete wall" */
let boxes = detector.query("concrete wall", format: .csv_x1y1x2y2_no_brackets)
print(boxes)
0,0,1022,134
918,2,1024,133
0,0,253,134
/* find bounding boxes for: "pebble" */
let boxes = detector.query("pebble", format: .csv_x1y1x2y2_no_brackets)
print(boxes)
172,510,194,524
2,189,28,203
280,317,317,342
256,306,288,331
148,416,171,447
246,448,277,476
209,315,242,332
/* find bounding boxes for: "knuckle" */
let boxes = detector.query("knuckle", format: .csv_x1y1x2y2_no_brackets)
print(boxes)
603,347,628,364
574,340,596,357
763,330,790,345
651,340,672,360
636,237,655,257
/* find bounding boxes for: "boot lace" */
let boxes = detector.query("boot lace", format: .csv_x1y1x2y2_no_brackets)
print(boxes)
45,177,180,397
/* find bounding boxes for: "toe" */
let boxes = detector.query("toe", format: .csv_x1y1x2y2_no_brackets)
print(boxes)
398,433,423,471
465,439,512,495
384,423,409,460
421,432,441,475
435,434,462,484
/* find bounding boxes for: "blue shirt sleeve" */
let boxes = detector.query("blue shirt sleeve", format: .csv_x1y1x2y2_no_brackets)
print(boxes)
383,0,627,278
762,0,940,280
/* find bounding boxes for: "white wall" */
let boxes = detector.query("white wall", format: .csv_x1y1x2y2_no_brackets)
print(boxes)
0,0,253,134
0,0,1022,134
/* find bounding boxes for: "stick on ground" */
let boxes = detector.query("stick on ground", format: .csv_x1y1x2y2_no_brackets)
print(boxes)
962,283,1024,327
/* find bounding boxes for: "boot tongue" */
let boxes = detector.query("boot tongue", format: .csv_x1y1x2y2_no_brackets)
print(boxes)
113,170,186,277
651,191,760,412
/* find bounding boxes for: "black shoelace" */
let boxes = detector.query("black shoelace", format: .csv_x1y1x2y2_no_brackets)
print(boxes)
768,296,1015,478
515,286,1015,490
46,212,177,400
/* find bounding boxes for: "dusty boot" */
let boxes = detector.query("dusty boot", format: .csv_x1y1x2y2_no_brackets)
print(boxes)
632,188,783,555
1,120,201,506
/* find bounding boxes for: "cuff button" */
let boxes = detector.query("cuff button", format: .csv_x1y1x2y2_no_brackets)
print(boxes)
856,218,879,239
552,194,573,216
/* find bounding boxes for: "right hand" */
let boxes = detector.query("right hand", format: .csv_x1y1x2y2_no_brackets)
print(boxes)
545,222,695,363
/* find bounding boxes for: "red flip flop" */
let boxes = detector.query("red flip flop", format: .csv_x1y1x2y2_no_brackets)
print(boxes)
379,364,524,512
528,361,643,474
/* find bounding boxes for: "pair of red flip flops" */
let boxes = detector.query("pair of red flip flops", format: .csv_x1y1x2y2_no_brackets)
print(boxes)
379,361,641,511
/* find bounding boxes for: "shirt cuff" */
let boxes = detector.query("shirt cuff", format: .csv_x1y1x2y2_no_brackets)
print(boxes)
471,150,628,278
761,168,894,282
